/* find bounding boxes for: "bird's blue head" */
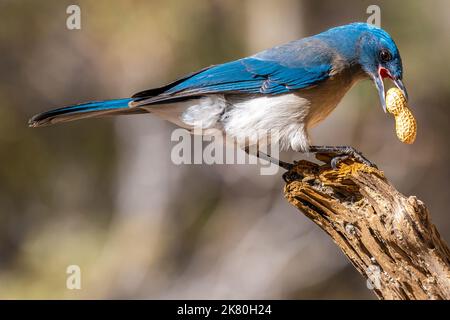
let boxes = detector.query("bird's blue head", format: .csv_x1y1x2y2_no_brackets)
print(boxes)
354,23,407,112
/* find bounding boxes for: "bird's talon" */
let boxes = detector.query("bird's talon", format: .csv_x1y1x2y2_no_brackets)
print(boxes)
331,155,348,169
351,152,377,168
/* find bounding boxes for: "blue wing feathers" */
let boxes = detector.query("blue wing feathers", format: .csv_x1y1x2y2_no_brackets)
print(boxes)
163,58,330,96
132,54,332,106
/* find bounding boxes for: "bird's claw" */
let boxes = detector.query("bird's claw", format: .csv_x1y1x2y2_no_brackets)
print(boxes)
330,147,378,169
330,155,349,169
310,146,378,170
344,147,378,169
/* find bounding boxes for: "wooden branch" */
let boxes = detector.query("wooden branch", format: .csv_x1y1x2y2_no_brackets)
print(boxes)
283,156,450,300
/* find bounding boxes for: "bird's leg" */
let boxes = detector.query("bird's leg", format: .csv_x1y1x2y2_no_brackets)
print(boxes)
244,147,293,170
242,145,376,173
308,145,377,169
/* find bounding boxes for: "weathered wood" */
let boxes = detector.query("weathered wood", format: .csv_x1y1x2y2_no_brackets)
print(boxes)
283,157,450,300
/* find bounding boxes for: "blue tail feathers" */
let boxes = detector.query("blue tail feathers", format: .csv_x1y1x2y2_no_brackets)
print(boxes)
29,98,134,127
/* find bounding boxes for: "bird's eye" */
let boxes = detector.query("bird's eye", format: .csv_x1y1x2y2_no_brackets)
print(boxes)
379,50,392,62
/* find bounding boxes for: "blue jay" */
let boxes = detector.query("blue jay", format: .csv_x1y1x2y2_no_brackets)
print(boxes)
29,22,407,169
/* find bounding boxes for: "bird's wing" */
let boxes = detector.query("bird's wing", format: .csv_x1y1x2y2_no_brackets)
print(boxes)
132,54,333,106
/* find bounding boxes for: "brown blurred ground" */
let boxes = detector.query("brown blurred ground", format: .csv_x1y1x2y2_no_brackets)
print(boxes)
0,0,449,299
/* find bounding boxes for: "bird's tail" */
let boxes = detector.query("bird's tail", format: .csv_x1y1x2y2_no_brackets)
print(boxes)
28,98,148,128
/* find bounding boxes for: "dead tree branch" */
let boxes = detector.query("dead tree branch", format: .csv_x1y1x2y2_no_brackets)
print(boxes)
283,157,450,300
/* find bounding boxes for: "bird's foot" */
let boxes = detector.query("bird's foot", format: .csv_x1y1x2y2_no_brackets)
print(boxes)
309,146,377,169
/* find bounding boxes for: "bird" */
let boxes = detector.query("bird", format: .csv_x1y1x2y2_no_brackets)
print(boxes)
29,22,407,170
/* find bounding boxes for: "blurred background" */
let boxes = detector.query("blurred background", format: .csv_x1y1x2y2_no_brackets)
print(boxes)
0,0,449,299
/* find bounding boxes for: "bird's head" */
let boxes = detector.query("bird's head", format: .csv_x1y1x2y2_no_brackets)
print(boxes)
356,25,407,112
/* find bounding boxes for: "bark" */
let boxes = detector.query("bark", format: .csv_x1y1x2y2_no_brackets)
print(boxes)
283,156,450,300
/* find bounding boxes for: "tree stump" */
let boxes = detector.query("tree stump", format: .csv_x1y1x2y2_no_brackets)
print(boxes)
283,157,450,300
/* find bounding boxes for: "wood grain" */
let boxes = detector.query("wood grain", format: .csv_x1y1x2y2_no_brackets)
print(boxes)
283,157,450,300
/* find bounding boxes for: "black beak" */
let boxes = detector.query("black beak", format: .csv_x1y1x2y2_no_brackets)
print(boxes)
393,78,408,101
374,74,387,113
374,68,408,113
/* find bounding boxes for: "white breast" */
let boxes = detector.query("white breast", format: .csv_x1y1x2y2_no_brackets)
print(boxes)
222,94,311,152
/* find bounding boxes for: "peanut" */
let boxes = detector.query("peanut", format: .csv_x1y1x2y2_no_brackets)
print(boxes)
386,88,417,144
